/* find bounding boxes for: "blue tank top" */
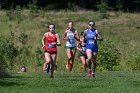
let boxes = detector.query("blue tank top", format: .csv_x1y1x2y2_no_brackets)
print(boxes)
85,29,98,49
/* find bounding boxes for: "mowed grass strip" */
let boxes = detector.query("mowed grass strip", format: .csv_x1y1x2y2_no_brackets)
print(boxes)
0,71,140,93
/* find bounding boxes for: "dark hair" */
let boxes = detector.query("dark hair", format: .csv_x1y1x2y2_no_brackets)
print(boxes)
48,24,55,28
80,32,84,36
67,21,74,30
88,20,95,25
68,21,74,24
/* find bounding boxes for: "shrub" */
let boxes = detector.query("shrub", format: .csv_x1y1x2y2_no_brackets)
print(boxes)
0,36,18,75
35,47,44,67
97,1,109,19
127,53,140,70
67,2,79,12
98,39,120,71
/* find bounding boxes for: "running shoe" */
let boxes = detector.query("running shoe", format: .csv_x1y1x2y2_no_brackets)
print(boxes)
87,70,92,77
92,72,95,77
46,64,50,73
66,62,70,69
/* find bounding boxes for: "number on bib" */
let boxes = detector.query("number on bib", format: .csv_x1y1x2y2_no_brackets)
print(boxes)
48,44,54,48
69,39,74,44
88,40,94,44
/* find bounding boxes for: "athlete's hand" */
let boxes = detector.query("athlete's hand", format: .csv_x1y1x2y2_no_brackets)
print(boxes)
63,37,68,40
78,48,82,52
42,45,45,49
51,42,57,45
81,42,86,46
93,36,97,40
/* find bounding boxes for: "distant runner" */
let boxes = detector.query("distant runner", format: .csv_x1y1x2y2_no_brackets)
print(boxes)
77,32,87,72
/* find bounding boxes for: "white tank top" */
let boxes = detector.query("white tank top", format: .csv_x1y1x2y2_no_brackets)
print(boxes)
66,30,76,47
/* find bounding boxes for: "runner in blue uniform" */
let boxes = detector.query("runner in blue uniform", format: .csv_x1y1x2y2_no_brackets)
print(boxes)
83,20,102,79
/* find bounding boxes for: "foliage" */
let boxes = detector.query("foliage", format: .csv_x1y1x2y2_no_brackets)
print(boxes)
98,39,120,71
17,32,31,66
0,0,140,12
35,47,44,67
28,0,39,17
67,2,79,12
18,32,28,45
0,9,140,72
0,36,18,75
127,53,140,70
97,1,109,19
116,0,123,11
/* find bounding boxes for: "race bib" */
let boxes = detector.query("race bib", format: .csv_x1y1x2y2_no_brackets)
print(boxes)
69,38,75,44
48,44,54,48
88,40,95,44
82,47,86,52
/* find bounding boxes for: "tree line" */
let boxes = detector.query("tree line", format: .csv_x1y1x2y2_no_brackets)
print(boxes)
0,0,140,12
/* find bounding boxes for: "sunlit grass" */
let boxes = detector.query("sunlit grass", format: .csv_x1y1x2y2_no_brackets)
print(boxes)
0,10,140,71
0,71,140,93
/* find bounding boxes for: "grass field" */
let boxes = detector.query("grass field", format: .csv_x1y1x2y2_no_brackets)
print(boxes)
0,10,140,71
0,10,140,93
0,71,140,93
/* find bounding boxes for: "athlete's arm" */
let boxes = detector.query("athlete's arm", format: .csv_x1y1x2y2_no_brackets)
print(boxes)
83,30,86,41
42,33,47,49
96,30,103,41
75,31,80,41
56,34,61,46
76,42,82,51
62,30,68,40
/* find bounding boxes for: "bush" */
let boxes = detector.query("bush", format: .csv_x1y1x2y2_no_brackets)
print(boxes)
127,53,140,70
67,2,79,12
97,2,109,19
98,39,120,71
0,36,18,75
35,47,44,67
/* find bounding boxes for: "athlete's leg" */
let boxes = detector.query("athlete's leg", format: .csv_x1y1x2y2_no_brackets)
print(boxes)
50,53,57,77
86,49,93,76
86,49,92,68
43,52,51,72
66,48,72,70
92,52,97,77
53,53,57,72
80,55,87,72
72,48,77,61
69,49,76,73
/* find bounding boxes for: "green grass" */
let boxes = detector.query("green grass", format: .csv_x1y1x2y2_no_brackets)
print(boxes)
0,71,140,93
0,9,140,93
0,10,140,71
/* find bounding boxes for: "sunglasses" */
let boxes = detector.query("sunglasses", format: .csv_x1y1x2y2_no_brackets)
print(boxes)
49,28,54,29
89,24,94,26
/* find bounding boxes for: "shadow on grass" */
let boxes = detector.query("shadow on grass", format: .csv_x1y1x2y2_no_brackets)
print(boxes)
0,73,30,87
0,80,25,87
132,81,140,87
0,73,32,79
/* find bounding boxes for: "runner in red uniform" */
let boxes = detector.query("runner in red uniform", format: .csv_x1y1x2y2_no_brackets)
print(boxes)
42,24,61,78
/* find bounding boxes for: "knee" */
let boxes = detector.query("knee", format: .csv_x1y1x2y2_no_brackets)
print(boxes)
45,59,51,63
87,56,92,61
68,56,72,60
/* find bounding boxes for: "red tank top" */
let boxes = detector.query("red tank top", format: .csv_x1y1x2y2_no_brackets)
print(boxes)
45,32,57,52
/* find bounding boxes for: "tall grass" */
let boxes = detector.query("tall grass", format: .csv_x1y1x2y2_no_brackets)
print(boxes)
0,9,140,72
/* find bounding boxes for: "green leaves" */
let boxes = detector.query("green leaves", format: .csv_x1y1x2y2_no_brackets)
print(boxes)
98,39,120,71
0,36,18,74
